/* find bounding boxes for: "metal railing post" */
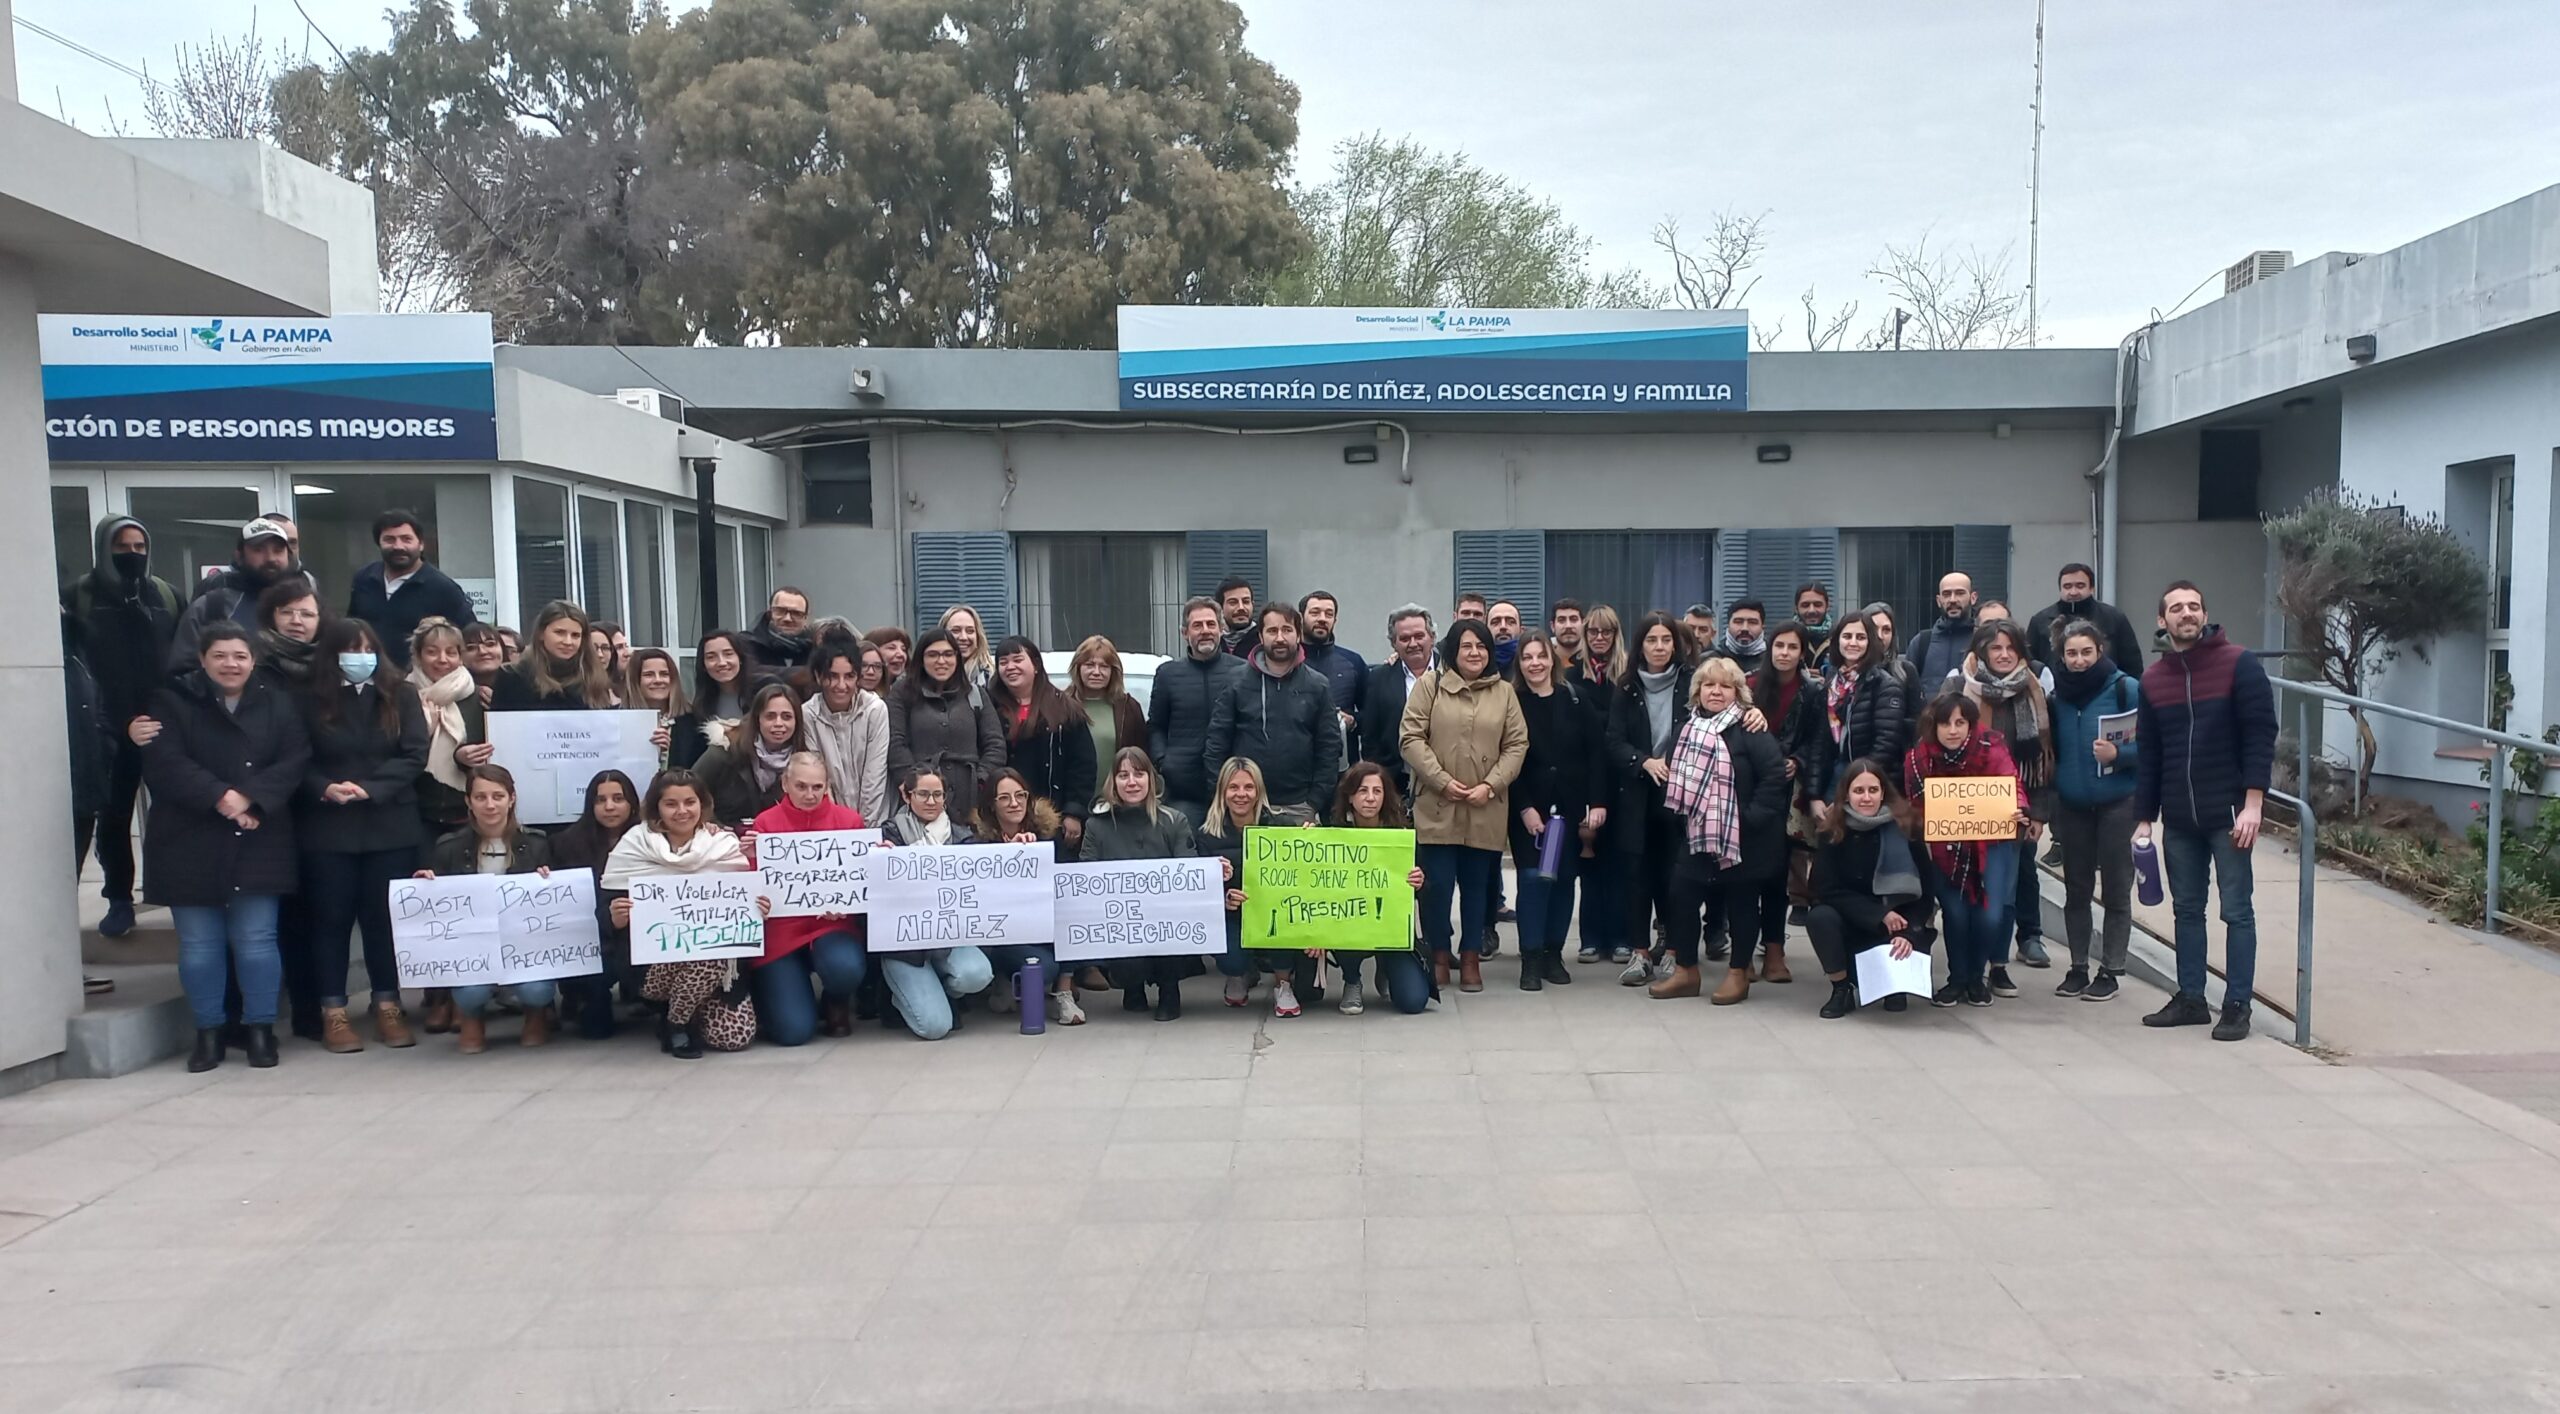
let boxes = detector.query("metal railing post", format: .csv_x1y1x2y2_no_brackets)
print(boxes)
2486,749,2506,935
2295,697,2315,1048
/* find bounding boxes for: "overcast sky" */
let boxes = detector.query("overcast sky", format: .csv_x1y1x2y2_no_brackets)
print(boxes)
17,0,2559,348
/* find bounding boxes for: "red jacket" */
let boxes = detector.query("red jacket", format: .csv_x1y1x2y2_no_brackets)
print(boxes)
747,797,866,963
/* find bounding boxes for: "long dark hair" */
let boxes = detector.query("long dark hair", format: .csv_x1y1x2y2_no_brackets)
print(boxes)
1437,618,1499,680
1831,610,1888,678
727,681,807,755
307,618,403,735
559,768,641,857
463,764,524,848
1816,758,1914,843
1751,620,1816,704
895,628,965,700
992,634,1078,735
514,600,614,707
1330,761,1411,829
1620,610,1693,687
693,629,755,710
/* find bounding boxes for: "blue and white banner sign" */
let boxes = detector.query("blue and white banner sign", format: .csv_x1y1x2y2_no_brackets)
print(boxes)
42,313,497,462
1118,306,1747,413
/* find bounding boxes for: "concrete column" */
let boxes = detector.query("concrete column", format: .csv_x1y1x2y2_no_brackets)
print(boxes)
0,258,82,1075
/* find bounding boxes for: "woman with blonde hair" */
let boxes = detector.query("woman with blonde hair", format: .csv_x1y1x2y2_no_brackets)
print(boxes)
1079,747,1198,1024
1065,635,1149,770
937,604,994,687
1650,657,1790,1004
1195,756,1313,1018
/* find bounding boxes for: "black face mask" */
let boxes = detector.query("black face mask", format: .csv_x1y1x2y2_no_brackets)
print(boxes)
110,551,149,582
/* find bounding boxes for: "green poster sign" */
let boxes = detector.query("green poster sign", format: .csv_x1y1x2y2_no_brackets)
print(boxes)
1241,827,1416,951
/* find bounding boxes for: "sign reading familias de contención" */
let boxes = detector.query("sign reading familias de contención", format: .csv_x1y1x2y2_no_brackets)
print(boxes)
1116,306,1748,414
40,312,497,462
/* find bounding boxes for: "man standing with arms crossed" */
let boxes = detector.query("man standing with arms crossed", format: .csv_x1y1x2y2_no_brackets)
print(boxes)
2135,581,2277,1041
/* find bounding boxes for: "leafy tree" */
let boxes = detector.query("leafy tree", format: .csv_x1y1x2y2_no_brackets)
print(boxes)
2268,487,2491,807
634,0,1306,346
1272,133,1656,308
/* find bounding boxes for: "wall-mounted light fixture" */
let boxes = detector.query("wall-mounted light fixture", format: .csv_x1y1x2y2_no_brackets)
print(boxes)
2346,334,2377,363
1343,444,1379,465
1756,443,1791,464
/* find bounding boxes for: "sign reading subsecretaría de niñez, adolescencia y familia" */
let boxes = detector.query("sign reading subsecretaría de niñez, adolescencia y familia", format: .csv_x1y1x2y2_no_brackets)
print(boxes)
40,312,497,462
1116,306,1748,414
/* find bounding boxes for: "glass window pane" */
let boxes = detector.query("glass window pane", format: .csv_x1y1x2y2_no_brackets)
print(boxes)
576,495,623,624
673,509,700,649
125,486,263,591
2493,467,2515,633
292,474,495,620
743,525,772,618
1016,533,1184,654
53,485,94,592
624,501,665,649
513,478,571,617
716,522,742,630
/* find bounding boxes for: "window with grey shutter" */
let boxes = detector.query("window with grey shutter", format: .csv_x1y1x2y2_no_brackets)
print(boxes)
1452,531,1546,614
911,531,1015,639
1712,528,1841,617
1185,530,1268,603
1951,524,2011,608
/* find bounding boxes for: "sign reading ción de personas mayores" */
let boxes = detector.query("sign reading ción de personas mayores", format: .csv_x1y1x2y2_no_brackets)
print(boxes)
40,312,497,462
1117,306,1748,414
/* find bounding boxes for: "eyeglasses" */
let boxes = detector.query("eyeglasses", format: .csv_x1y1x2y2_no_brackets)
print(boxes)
910,788,945,800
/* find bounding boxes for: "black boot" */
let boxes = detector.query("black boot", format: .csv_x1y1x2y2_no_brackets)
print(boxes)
1123,985,1152,1013
1154,981,1183,1021
656,1013,675,1054
1519,954,1544,991
667,1022,703,1059
1538,951,1573,986
1819,980,1856,1020
243,1025,278,1068
187,1027,226,1073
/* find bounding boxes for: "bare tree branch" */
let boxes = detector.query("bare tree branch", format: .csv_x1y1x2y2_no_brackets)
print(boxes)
1864,233,2031,350
1653,209,1766,311
142,16,288,140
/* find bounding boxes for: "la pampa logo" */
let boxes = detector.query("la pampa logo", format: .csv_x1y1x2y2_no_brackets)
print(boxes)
188,321,338,355
190,320,225,352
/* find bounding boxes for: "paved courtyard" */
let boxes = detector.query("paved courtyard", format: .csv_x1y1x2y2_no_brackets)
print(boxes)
7,945,2560,1413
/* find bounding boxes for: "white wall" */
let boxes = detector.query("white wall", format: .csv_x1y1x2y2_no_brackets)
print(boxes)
103,140,381,316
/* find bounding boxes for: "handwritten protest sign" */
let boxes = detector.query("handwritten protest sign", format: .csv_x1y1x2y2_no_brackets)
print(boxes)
1051,859,1224,962
756,829,880,917
1241,827,1415,951
484,709,660,823
627,871,764,964
1922,776,2018,842
869,842,1054,954
391,868,602,986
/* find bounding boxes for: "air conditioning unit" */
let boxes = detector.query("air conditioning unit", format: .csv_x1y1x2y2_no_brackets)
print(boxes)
2224,250,2292,294
612,387,687,422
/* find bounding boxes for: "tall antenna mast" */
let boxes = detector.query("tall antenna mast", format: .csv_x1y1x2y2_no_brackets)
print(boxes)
2026,0,2046,346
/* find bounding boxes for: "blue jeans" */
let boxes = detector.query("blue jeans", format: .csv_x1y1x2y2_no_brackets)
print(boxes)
1578,853,1622,954
173,896,282,1029
1419,844,1500,956
2011,836,2044,946
2163,821,2256,1005
751,931,869,1046
1335,951,1431,1013
880,946,994,1041
453,980,558,1017
1509,831,1582,957
1934,842,2017,987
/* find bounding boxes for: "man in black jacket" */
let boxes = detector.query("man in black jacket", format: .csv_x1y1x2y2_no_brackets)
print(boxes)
1359,605,1437,797
739,586,814,674
1705,598,1771,677
1216,577,1259,658
1206,603,1343,815
64,517,181,936
1149,597,1247,822
2025,563,2147,676
347,509,477,669
167,517,299,672
1297,589,1368,762
1907,572,1977,688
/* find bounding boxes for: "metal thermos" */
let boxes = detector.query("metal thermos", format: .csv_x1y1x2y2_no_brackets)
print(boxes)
2132,836,2165,907
1536,805,1567,880
1018,954,1046,1034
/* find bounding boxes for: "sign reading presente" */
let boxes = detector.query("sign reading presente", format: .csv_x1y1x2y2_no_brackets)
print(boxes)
627,872,765,964
1922,777,2019,842
39,312,497,462
1240,827,1416,951
868,843,1055,954
1117,306,1748,414
1051,859,1225,962
390,869,603,987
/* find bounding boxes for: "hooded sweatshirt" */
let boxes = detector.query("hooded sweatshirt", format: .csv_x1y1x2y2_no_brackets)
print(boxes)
803,689,890,822
1203,651,1343,812
748,796,866,964
63,515,181,722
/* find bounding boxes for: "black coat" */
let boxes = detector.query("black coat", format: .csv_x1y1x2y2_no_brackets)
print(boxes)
1606,664,1694,854
64,564,180,723
1204,660,1343,813
1148,648,1247,807
665,714,713,770
1750,667,1829,805
1508,677,1609,852
1356,660,1429,796
2026,596,2148,677
347,561,476,669
429,826,550,876
1810,826,1936,941
690,742,786,828
1300,640,1368,757
415,692,489,832
1080,801,1197,861
295,679,431,854
140,672,311,905
1718,719,1792,884
1007,712,1098,820
486,664,596,713
1812,665,1909,801
64,616,110,822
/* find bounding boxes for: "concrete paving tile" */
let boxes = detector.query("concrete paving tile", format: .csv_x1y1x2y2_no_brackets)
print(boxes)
1517,1259,1687,1321
1870,1308,2081,1381
1360,1319,1544,1391
1533,1315,1719,1385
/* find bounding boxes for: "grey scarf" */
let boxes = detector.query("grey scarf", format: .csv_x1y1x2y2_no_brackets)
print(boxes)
1844,805,1921,898
1637,666,1679,755
751,738,794,792
1969,660,2044,749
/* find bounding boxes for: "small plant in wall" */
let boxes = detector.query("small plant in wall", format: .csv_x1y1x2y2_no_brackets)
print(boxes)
2266,488,2489,812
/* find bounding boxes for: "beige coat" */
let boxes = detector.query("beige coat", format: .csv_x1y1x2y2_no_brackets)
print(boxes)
1400,668,1530,851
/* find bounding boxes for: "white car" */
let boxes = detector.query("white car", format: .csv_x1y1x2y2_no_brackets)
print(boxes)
1045,649,1169,708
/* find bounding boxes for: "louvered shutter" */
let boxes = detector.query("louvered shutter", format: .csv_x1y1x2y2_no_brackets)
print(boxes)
1951,524,2011,608
1185,530,1268,603
1713,529,1841,617
1452,531,1546,614
911,532,1015,639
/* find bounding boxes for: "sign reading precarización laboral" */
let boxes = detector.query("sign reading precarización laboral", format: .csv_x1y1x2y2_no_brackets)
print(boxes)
1117,306,1748,413
40,312,497,462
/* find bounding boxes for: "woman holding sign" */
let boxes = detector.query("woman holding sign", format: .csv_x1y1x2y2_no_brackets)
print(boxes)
1806,759,1935,1018
413,765,556,1052
548,770,642,1038
1958,619,2058,994
745,753,872,1044
600,769,757,1059
1400,617,1529,995
1325,763,1432,1015
1081,748,1198,1024
876,767,998,1039
487,601,616,713
1903,694,2028,1010
692,683,811,833
1195,757,1316,1017
296,617,431,1053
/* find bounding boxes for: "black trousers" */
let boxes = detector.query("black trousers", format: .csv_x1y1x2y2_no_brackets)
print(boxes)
1621,808,1684,957
1805,896,1930,976
1669,856,1765,968
73,738,148,902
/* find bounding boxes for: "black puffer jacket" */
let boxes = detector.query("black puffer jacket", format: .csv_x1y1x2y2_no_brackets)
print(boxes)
1204,659,1343,813
1750,667,1829,805
140,671,311,905
1007,713,1098,821
1812,664,1909,801
886,673,1006,814
1079,801,1197,861
1148,648,1247,807
1717,719,1792,884
296,679,431,854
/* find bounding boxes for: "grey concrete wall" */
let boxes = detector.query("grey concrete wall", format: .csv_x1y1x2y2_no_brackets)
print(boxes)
103,141,382,316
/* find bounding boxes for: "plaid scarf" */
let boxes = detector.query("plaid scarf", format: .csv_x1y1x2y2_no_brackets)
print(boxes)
1663,708,1742,866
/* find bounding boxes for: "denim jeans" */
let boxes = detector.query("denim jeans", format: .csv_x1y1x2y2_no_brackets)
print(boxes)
2163,821,2256,1005
752,931,868,1046
172,896,282,1029
1509,836,1582,957
305,847,417,1006
1418,844,1500,956
879,946,994,1040
1934,841,2017,987
1336,951,1432,1013
453,980,559,1017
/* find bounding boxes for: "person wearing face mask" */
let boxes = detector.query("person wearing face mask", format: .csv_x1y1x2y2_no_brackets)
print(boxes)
1207,603,1343,817
1150,597,1248,823
1357,605,1436,801
488,601,618,713
1296,591,1369,762
989,635,1096,850
166,517,302,673
802,642,890,822
411,765,557,1052
692,683,812,834
546,769,643,1038
141,624,310,1072
64,515,183,939
1705,598,1771,678
347,509,476,671
744,752,872,1044
294,617,431,1052
2025,563,2147,678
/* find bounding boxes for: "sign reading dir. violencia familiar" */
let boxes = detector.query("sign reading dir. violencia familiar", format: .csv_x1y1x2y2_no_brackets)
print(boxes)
1241,827,1415,951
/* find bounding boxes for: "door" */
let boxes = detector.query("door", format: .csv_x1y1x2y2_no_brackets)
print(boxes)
107,468,285,593
50,472,106,592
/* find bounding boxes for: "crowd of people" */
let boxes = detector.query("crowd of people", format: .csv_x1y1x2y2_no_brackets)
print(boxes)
63,509,2278,1071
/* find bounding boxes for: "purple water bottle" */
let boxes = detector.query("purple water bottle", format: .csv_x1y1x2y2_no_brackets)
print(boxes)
1536,805,1567,880
2132,835,2164,907
1018,954,1046,1035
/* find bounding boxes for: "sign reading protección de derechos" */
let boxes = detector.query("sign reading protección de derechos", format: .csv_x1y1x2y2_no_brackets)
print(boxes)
1051,859,1225,962
1240,827,1416,951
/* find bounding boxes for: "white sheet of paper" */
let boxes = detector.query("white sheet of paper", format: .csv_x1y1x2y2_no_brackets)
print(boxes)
483,709,662,823
1855,945,1934,1004
1052,859,1225,961
391,869,602,986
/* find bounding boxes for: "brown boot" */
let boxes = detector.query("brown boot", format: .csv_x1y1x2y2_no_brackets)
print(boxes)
520,1007,552,1048
1458,953,1484,993
822,999,853,1039
1711,968,1752,1006
374,1000,416,1048
320,1006,364,1053
1433,952,1452,989
1648,965,1703,999
456,1013,486,1055
1760,946,1792,984
419,990,457,1034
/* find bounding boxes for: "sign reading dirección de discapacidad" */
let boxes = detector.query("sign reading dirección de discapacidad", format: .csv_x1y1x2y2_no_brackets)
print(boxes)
1922,776,2019,842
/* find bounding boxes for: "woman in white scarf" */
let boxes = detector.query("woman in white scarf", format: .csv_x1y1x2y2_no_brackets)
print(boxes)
803,641,890,821
601,769,755,1059
406,617,495,1035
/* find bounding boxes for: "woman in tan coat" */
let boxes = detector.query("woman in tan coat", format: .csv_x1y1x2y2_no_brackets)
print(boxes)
1401,617,1529,992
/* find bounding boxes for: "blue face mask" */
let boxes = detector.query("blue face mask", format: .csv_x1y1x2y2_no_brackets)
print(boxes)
338,652,379,681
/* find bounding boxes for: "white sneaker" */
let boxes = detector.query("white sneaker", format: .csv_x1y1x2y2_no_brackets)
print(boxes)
1338,980,1366,1015
1618,956,1652,986
1272,979,1301,1018
1223,976,1251,1007
1049,990,1085,1026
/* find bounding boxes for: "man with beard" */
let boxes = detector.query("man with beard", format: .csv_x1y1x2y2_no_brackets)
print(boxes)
63,516,182,937
1705,598,1770,677
347,509,476,669
740,586,815,675
1216,576,1258,658
1205,603,1343,815
2026,562,2147,677
1296,589,1368,764
1793,582,1833,640
166,517,300,672
1908,571,1978,688
1149,596,1248,822
1682,603,1718,657
1549,599,1586,674
1487,600,1524,673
